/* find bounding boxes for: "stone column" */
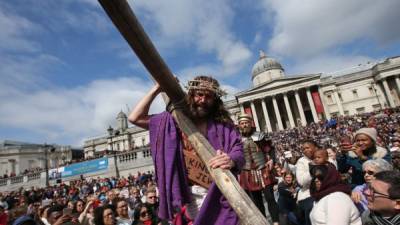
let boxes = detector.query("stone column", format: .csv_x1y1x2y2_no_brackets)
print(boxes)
383,79,395,107
250,101,260,131
295,90,307,126
239,104,245,113
376,82,389,107
306,88,318,122
332,90,344,115
272,96,284,130
317,87,331,120
283,93,295,128
261,98,272,132
396,77,400,93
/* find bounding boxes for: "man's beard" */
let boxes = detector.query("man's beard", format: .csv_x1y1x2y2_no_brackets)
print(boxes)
239,126,253,137
189,103,213,120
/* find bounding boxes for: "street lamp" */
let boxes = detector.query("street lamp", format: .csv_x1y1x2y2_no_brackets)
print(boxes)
44,143,55,187
371,82,383,110
107,126,120,178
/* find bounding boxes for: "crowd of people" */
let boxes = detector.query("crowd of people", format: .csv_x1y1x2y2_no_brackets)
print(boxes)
0,172,162,225
1,74,400,225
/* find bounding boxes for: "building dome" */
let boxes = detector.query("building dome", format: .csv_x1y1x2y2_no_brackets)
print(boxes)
251,50,284,86
116,111,128,131
116,111,127,119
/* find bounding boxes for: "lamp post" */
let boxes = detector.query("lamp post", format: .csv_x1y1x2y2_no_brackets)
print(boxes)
44,143,55,187
107,126,120,178
372,82,383,110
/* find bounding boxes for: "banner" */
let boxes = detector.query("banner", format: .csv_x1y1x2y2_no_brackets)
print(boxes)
311,91,324,113
59,157,108,178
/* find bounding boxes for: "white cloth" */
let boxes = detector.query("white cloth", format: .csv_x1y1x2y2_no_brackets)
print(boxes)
328,158,338,169
116,217,132,225
186,185,208,220
310,192,361,225
295,156,312,201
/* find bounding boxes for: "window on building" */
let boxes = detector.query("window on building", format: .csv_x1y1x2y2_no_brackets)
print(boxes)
327,94,333,104
142,150,150,158
338,93,343,102
369,87,374,95
356,107,365,114
330,112,339,117
344,111,349,116
352,90,358,98
131,140,135,148
372,104,381,111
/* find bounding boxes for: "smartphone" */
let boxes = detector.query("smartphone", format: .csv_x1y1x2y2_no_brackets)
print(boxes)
63,208,73,216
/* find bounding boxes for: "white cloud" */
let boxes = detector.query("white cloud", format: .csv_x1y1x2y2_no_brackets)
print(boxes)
0,6,42,53
290,54,375,75
129,0,251,75
262,0,400,58
0,76,165,146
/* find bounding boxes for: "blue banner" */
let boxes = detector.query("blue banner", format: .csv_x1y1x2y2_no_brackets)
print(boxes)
60,157,108,178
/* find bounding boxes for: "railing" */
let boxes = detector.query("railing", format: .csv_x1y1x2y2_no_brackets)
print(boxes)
0,178,7,186
0,148,154,191
27,172,41,181
10,176,24,184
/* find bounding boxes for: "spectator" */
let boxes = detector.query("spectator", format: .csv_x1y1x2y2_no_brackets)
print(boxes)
309,164,361,225
362,171,400,224
38,205,51,225
76,200,85,214
47,205,70,225
296,140,318,225
78,200,94,225
278,172,299,225
338,128,390,186
392,150,400,172
144,188,159,224
132,204,154,225
11,215,37,225
0,202,8,225
351,159,393,214
326,147,338,168
112,198,131,225
93,205,116,225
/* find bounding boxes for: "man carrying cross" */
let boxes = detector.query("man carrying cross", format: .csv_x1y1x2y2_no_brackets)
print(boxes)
128,75,245,225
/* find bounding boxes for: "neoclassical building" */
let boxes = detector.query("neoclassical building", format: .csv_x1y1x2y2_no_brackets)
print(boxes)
84,111,151,159
84,53,400,157
226,52,400,132
0,141,83,177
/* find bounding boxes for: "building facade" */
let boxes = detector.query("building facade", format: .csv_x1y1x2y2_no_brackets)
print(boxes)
227,52,400,132
83,111,151,159
0,141,82,177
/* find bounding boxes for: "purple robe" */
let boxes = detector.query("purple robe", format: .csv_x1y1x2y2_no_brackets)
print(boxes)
149,112,244,225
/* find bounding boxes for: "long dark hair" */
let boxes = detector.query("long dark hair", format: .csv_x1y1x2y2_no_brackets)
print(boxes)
93,204,115,225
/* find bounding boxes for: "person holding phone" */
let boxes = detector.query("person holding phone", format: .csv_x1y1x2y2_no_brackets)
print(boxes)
337,128,390,186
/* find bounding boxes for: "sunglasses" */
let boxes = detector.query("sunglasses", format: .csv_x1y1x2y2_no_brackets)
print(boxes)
140,211,150,217
363,170,375,176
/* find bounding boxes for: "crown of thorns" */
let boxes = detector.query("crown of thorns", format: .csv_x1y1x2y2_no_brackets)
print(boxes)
185,79,227,97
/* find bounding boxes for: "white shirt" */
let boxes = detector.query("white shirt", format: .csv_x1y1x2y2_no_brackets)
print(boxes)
116,217,133,225
310,192,361,225
295,156,312,201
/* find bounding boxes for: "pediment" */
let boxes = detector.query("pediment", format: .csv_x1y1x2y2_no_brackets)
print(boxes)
237,74,320,96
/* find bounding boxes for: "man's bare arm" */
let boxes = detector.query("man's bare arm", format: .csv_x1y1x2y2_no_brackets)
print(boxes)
128,83,161,129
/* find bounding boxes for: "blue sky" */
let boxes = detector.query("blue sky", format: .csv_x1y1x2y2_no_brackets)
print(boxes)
1,0,400,147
